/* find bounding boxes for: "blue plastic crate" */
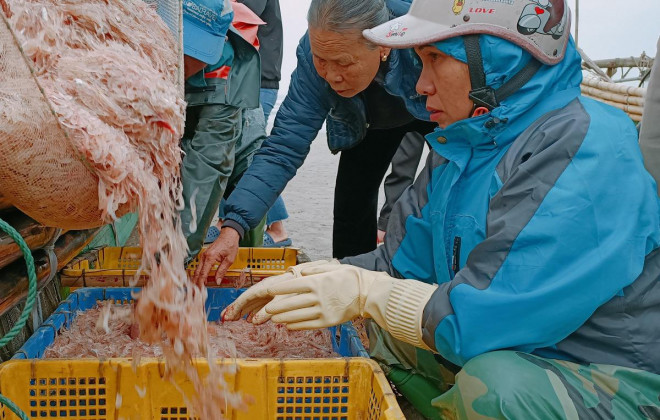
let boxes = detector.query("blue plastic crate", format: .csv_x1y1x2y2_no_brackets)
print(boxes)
14,288,369,359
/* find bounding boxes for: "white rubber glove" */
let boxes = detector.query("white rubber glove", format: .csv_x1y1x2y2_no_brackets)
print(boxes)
220,259,340,321
263,264,438,351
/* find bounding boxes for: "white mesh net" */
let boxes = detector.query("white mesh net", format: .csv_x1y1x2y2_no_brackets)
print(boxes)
0,0,183,229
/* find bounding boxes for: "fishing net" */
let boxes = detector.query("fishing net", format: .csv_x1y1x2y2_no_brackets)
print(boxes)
0,0,184,230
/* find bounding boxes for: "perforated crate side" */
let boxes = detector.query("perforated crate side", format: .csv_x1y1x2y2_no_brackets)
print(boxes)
0,360,120,420
0,359,404,420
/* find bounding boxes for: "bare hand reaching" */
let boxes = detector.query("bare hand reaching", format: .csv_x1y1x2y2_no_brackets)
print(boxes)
192,227,240,286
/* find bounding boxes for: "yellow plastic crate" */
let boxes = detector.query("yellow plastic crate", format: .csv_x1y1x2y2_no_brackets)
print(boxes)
0,358,404,419
60,247,298,287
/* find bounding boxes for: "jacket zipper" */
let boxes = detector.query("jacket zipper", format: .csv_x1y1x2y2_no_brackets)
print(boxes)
185,85,216,93
452,236,462,276
360,90,371,132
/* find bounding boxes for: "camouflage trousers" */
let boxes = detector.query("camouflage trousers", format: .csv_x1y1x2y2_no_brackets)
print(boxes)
367,322,660,419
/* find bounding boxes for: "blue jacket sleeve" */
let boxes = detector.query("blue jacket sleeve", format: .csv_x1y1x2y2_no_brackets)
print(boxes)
422,100,660,366
223,35,330,233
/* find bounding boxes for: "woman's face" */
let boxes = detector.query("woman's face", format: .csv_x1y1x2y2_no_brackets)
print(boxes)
414,44,473,128
309,27,389,98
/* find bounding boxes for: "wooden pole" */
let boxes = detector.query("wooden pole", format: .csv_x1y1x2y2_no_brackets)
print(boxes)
582,77,646,97
0,212,59,270
592,57,655,70
0,228,99,316
579,48,612,82
580,86,645,107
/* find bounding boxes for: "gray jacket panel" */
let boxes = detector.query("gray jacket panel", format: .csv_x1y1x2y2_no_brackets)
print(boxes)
378,132,427,231
554,248,660,374
640,37,660,194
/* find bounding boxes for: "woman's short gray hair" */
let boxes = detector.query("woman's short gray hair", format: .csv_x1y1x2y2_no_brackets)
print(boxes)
308,0,389,47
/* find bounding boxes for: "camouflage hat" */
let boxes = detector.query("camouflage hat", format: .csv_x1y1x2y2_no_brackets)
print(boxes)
363,0,571,65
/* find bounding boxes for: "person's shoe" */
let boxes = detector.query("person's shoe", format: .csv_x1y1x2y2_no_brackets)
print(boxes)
263,231,292,247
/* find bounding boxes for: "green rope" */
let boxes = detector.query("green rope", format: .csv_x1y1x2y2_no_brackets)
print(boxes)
0,395,28,420
0,218,37,347
0,217,37,419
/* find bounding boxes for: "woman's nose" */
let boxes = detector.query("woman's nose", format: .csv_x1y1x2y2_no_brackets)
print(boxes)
416,67,435,97
326,67,343,84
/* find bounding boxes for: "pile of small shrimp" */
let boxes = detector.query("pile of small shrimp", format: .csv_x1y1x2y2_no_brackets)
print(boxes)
3,0,243,417
45,303,338,359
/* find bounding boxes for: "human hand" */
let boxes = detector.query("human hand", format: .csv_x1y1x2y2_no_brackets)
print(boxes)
377,229,386,244
265,264,438,352
192,227,240,287
262,264,385,330
220,271,296,322
263,263,437,354
221,259,341,322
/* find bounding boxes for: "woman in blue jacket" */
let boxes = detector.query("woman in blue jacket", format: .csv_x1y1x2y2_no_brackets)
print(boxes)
193,0,435,283
223,0,660,417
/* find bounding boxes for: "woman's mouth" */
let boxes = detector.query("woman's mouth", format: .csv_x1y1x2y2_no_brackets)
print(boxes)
427,108,444,122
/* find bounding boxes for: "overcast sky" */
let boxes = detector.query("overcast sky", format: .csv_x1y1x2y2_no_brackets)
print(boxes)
276,0,659,99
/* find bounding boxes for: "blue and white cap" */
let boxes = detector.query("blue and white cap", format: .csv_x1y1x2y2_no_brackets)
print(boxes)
183,0,234,64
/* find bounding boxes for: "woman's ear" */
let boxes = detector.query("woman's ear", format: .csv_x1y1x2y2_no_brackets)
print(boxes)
380,47,392,60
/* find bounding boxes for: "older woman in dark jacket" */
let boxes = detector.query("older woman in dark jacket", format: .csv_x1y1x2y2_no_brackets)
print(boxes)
194,0,435,283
